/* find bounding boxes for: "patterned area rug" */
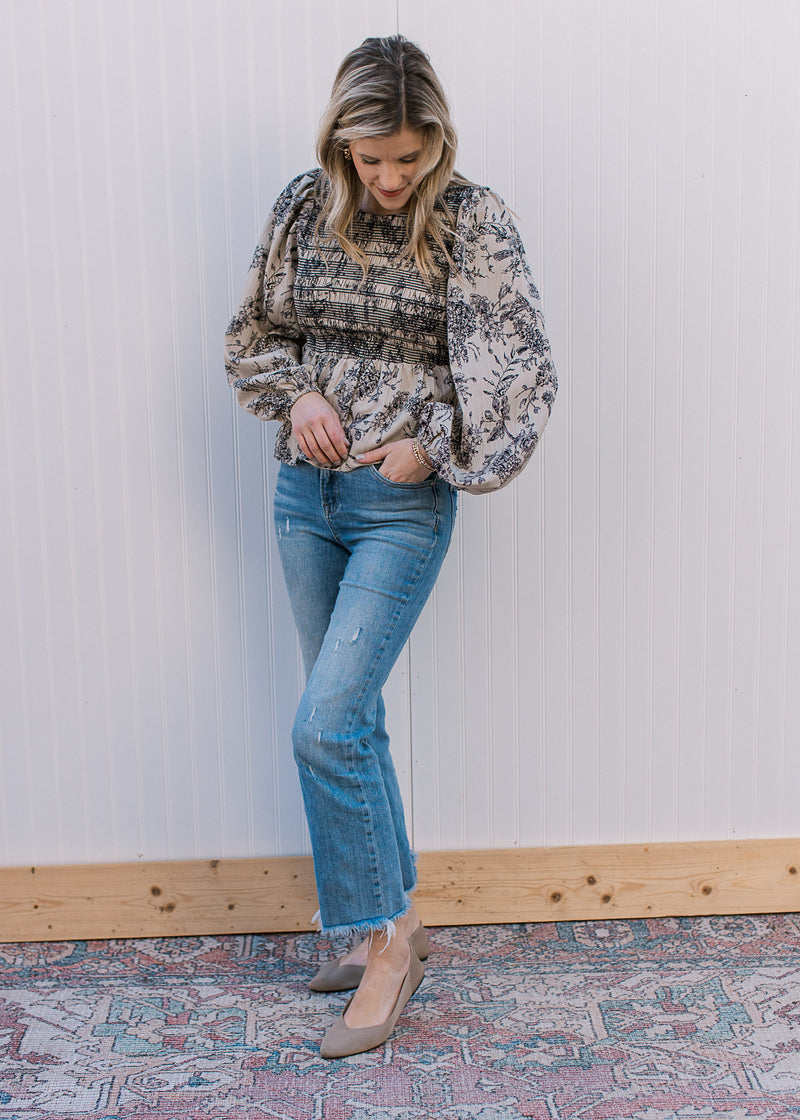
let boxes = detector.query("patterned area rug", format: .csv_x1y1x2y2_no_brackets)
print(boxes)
2,916,800,1119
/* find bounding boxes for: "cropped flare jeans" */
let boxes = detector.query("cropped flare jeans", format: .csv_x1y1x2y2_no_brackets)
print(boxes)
273,461,457,937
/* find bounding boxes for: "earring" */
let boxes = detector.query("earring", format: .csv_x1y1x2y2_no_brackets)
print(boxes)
343,148,352,161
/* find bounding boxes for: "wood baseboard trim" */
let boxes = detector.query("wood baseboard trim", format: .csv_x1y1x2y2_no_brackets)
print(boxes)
2,838,799,943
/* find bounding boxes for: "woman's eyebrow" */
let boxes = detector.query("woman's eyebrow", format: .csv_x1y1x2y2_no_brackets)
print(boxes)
358,149,422,159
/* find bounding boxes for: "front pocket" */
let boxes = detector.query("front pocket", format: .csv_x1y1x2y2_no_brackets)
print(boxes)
368,464,435,489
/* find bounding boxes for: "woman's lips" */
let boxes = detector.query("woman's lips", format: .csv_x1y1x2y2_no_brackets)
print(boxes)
378,186,407,197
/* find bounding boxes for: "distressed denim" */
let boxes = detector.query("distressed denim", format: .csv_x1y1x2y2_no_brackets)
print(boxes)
273,461,457,936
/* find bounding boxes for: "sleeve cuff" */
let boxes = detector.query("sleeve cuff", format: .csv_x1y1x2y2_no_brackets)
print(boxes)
415,400,454,474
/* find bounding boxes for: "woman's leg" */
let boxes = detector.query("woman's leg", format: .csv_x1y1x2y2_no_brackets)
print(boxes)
274,463,456,1036
274,464,430,919
274,463,456,930
290,466,455,934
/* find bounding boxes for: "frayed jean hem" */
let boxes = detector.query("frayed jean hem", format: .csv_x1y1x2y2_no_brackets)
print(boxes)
312,894,413,943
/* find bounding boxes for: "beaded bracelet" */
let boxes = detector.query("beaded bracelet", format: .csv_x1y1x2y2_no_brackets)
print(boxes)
412,438,433,471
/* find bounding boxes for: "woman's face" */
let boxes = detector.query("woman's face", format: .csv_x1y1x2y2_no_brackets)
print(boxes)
349,127,425,214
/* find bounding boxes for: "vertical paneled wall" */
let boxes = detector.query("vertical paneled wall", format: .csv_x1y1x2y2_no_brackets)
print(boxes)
1,0,798,867
0,0,398,865
403,0,800,851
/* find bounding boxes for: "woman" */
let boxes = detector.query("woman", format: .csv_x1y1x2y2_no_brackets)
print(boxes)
225,34,556,1059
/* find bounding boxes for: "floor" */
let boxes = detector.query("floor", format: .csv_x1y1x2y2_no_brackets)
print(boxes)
2,915,800,1118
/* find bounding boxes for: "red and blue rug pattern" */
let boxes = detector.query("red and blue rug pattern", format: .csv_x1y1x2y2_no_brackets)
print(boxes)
2,915,800,1118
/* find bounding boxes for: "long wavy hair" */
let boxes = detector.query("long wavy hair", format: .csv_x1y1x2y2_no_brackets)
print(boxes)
316,35,463,280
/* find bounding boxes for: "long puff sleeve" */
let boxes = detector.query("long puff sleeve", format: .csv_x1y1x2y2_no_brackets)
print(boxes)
416,190,557,493
224,172,320,421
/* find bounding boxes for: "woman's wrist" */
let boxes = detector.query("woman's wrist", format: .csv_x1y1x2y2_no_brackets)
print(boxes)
411,437,433,471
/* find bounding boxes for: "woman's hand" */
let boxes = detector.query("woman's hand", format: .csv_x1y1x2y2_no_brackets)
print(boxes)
356,438,433,483
290,392,350,466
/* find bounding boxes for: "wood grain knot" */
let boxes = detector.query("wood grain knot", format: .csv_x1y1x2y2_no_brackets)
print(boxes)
702,885,713,895
550,892,562,903
789,866,798,875
601,894,612,904
586,876,597,886
150,886,162,897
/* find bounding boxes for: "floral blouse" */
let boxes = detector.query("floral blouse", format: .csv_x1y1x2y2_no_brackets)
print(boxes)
224,169,557,493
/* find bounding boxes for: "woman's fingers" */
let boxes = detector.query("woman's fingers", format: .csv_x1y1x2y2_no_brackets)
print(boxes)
353,448,387,466
330,421,351,461
316,417,350,463
357,439,431,483
290,399,431,479
290,392,350,464
305,423,344,465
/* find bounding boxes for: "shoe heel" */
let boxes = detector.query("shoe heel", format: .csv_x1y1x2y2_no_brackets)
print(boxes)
410,923,429,962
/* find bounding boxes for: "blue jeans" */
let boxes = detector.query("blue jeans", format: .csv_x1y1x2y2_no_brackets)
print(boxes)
273,461,457,937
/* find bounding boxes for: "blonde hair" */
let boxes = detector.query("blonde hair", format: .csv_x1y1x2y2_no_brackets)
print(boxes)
316,35,461,280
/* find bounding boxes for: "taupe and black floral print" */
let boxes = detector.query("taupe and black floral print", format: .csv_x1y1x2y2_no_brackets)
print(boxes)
225,170,556,493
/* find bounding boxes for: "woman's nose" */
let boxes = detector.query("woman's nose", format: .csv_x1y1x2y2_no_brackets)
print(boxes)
379,165,404,189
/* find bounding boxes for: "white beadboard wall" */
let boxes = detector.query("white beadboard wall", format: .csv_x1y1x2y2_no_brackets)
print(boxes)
1,0,799,867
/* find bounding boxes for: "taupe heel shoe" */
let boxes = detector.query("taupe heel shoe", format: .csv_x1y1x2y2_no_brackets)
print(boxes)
320,945,425,1059
309,923,429,992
